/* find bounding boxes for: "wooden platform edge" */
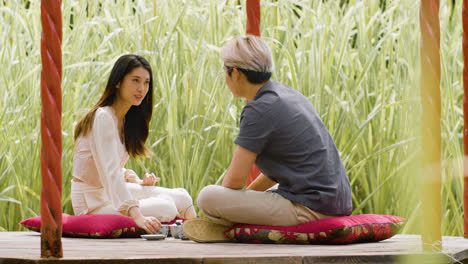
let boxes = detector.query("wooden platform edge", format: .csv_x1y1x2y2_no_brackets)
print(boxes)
2,233,468,264
0,254,466,264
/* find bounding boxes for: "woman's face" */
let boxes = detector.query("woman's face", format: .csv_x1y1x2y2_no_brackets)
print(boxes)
116,66,150,107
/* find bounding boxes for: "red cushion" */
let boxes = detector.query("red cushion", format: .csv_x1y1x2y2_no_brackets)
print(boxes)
224,214,405,244
20,214,183,238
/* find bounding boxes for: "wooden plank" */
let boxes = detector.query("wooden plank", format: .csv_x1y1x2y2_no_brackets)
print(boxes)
303,254,452,264
0,259,203,264
203,257,302,264
303,255,397,264
0,232,467,263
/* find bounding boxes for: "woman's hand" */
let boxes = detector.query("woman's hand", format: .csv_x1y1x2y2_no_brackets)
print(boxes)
140,173,160,186
124,169,140,183
129,207,161,234
135,216,161,234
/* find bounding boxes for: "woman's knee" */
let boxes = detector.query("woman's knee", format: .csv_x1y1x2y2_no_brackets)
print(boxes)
139,198,178,222
170,188,193,209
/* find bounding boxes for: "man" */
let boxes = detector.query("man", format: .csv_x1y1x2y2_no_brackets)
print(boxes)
182,36,352,242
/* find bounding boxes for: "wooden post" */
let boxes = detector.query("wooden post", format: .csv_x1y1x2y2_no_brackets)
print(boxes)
463,0,468,239
246,0,261,36
419,0,442,251
245,0,262,187
40,0,63,258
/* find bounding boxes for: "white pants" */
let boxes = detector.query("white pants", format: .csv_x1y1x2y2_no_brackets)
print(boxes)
71,181,193,223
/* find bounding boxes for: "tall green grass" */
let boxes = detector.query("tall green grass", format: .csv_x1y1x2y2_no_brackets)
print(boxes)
0,0,464,236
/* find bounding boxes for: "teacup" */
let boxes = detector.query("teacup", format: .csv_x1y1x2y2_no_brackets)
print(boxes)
159,225,169,236
169,224,187,240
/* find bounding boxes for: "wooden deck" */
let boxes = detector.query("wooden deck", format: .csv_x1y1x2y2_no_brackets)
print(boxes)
0,232,467,264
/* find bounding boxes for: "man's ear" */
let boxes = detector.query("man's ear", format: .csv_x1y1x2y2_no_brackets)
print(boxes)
116,82,120,89
232,68,242,81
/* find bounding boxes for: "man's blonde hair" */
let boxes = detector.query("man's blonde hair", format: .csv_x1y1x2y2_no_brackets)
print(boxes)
220,35,273,73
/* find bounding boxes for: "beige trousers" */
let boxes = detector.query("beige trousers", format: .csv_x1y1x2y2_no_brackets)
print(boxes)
197,185,332,227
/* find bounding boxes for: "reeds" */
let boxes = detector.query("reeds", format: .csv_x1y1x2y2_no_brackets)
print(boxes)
0,0,464,236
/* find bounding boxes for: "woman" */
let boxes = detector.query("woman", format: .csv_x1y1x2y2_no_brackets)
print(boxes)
71,54,196,234
182,36,352,242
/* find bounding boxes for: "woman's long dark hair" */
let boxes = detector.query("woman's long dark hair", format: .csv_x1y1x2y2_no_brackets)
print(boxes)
74,54,154,158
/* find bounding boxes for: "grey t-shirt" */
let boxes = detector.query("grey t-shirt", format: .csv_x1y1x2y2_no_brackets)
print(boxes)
234,81,352,216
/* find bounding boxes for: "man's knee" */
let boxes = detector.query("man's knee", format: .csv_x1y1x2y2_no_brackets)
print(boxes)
197,185,225,213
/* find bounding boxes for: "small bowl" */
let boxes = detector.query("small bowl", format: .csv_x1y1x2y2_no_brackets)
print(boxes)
170,224,188,240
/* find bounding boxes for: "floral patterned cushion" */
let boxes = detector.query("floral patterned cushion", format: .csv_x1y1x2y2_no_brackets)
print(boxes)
20,213,182,238
224,214,405,244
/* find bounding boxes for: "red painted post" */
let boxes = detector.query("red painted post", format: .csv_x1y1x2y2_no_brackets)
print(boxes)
40,0,63,258
245,0,262,187
463,0,468,239
419,0,442,251
246,0,261,36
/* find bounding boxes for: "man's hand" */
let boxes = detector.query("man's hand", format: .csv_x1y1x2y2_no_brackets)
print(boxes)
246,173,276,191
